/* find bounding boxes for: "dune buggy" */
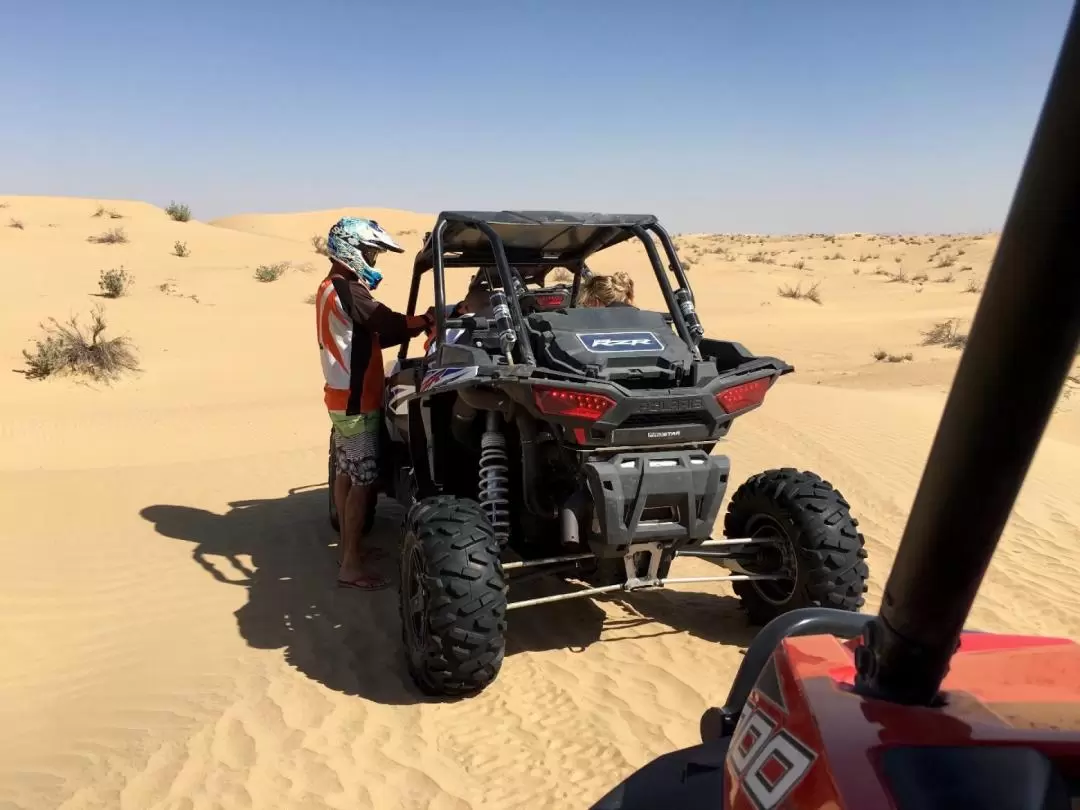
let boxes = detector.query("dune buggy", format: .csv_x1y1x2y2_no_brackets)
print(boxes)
329,210,870,696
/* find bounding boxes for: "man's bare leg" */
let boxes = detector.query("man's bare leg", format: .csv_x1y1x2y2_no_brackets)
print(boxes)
338,481,387,589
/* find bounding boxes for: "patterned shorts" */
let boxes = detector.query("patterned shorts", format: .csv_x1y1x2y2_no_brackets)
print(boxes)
333,428,380,487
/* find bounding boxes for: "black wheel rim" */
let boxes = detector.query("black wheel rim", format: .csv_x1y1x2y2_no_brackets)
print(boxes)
745,514,798,605
403,543,430,656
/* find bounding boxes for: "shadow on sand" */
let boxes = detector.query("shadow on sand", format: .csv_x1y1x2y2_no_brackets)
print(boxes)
140,485,757,705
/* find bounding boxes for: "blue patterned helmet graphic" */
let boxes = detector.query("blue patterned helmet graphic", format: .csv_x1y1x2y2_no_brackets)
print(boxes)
326,217,405,289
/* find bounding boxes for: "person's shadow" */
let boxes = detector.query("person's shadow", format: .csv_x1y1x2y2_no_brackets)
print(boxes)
140,486,758,704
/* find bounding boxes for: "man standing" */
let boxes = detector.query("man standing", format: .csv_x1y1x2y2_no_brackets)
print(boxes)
315,217,433,589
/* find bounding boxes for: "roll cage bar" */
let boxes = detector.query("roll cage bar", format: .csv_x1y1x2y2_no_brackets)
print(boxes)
396,211,699,363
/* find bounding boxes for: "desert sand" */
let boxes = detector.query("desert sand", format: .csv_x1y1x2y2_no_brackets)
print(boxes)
2,196,1079,810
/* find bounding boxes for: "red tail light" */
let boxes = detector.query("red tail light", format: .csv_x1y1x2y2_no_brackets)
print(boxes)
716,377,772,413
533,386,616,421
534,293,568,309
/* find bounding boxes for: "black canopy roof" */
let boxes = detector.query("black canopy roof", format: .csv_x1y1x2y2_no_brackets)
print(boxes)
414,210,659,271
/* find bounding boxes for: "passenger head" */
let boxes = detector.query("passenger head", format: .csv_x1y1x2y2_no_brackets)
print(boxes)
462,271,491,315
578,271,635,307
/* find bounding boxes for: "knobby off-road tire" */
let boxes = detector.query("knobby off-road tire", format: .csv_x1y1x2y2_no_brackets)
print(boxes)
724,468,869,626
399,495,508,696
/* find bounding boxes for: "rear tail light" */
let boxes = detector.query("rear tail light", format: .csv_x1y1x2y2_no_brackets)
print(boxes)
533,386,616,421
534,293,568,309
716,377,772,413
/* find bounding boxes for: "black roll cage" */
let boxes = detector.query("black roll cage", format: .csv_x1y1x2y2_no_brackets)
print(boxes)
396,211,699,363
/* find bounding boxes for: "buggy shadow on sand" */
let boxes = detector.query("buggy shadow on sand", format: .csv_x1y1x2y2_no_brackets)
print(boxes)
330,211,870,697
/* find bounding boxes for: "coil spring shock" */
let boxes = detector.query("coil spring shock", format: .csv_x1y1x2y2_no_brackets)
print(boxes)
478,413,510,546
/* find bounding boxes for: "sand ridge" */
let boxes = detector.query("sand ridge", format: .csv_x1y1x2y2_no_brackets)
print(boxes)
2,196,1079,809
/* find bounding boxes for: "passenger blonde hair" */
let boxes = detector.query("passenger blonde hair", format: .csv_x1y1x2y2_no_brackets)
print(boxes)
578,271,635,307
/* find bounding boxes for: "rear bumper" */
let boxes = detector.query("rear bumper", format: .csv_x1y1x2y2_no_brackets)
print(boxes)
583,450,729,556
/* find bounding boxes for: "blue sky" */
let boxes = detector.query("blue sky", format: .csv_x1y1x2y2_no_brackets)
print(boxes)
0,0,1073,233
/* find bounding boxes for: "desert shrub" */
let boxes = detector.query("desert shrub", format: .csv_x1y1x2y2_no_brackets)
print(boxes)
165,201,191,222
173,241,190,257
98,266,133,298
748,250,774,264
936,255,957,268
792,259,806,270
777,281,822,304
874,350,913,363
22,307,138,381
255,262,289,282
912,272,929,283
8,218,24,229
93,205,122,219
87,227,128,244
921,319,967,349
312,234,329,256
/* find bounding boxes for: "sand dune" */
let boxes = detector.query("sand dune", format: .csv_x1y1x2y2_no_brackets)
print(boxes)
2,196,1079,809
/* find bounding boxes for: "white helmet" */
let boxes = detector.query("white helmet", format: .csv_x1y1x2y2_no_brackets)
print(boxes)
326,217,404,289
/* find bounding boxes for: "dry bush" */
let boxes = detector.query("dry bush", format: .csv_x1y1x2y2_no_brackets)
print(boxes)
936,272,955,283
8,218,24,229
886,267,909,283
93,205,122,219
964,279,983,294
22,307,138,381
777,281,822,304
255,262,290,282
894,256,902,264
912,272,929,283
312,234,329,256
792,259,806,270
173,240,190,258
748,250,775,264
959,265,974,272
873,349,913,363
88,227,128,244
98,266,133,298
936,255,957,268
921,319,967,349
165,201,191,222
304,293,317,304
825,252,846,260
857,253,879,262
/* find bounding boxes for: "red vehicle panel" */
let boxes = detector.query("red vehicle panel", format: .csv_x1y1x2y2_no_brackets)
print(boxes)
726,632,1080,809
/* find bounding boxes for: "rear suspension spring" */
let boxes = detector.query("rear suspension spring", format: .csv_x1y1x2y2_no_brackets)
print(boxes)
479,412,511,545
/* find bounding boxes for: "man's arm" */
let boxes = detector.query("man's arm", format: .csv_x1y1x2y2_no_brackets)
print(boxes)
348,280,432,347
